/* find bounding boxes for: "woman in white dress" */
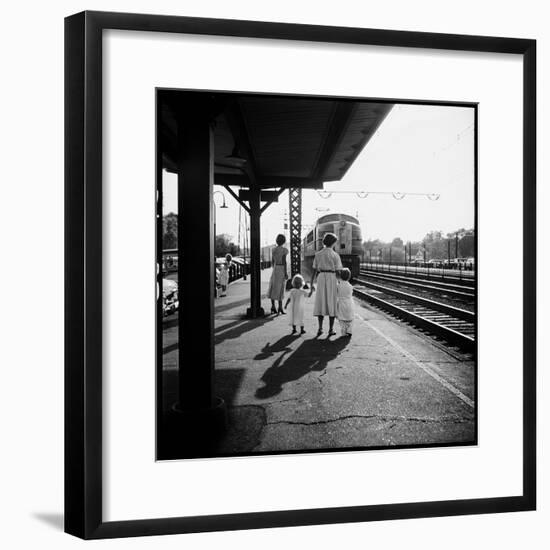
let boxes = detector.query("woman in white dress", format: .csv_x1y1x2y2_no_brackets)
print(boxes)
267,234,289,314
218,253,232,297
308,233,343,336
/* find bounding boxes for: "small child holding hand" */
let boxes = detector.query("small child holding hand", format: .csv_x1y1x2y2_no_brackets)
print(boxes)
336,268,354,337
284,274,310,335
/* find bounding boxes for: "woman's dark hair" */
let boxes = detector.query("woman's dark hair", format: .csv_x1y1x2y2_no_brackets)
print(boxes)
322,232,337,247
276,234,286,246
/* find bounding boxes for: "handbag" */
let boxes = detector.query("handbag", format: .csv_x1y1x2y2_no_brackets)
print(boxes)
285,278,293,291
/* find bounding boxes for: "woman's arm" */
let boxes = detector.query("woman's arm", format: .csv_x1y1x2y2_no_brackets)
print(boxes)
283,252,288,279
334,251,343,276
309,268,317,297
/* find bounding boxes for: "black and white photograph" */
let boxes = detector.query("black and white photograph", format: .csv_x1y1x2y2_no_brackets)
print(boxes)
157,91,477,460
0,0,543,545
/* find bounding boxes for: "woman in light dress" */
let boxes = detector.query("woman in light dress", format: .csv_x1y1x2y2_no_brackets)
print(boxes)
218,253,232,297
267,234,289,314
308,233,343,336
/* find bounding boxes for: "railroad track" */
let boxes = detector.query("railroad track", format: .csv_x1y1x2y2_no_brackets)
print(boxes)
360,265,475,287
358,270,476,301
353,280,475,353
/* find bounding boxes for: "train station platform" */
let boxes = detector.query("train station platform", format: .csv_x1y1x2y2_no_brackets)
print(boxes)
162,268,475,455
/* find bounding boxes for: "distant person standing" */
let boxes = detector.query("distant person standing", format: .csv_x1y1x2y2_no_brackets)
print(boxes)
267,234,288,314
218,253,232,297
308,233,343,336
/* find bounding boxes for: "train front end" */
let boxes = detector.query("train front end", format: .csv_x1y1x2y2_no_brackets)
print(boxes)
327,216,362,278
302,214,363,279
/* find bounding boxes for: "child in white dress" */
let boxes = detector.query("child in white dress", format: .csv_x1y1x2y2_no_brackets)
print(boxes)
284,274,310,335
337,268,354,337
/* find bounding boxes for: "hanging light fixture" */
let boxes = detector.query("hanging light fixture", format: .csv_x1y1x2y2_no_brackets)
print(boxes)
223,144,247,169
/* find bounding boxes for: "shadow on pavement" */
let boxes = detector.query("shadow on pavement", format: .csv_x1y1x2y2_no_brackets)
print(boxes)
215,315,276,345
253,334,296,360
255,336,350,399
163,341,178,355
214,296,256,314
215,368,246,407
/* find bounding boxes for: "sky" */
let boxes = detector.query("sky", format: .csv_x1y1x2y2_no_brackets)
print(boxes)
162,103,475,246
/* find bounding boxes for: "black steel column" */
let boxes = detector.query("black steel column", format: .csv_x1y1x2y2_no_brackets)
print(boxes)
176,103,215,410
289,188,302,277
156,97,227,460
247,185,264,318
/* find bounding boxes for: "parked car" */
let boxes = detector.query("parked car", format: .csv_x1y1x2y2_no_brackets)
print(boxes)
162,278,178,316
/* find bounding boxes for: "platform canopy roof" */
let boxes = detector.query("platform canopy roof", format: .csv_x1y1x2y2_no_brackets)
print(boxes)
160,92,393,190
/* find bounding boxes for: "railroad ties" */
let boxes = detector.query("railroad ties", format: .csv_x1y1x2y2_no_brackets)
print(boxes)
354,268,476,354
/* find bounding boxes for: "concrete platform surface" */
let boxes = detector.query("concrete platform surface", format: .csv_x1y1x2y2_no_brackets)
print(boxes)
163,268,475,455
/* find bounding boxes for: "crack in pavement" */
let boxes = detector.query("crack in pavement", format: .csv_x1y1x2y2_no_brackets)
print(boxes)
260,390,311,407
266,414,473,427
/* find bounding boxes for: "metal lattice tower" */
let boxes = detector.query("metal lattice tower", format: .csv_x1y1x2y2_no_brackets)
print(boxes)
289,188,302,277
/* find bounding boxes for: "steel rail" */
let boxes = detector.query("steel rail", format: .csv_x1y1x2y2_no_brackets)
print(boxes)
358,271,476,300
355,279,475,322
353,288,475,353
360,264,475,286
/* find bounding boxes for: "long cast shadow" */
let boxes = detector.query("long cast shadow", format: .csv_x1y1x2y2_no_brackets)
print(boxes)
162,313,179,330
214,318,247,334
163,341,178,355
255,336,350,399
253,334,296,360
215,315,276,345
214,296,257,314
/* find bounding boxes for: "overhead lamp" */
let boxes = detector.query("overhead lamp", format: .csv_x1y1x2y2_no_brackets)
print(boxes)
427,193,440,201
213,190,228,208
392,192,405,200
223,144,248,169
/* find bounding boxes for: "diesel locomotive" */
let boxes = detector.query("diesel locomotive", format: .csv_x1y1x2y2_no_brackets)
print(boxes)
301,213,363,280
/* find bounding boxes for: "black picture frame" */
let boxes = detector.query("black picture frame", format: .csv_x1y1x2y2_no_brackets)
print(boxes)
65,10,536,539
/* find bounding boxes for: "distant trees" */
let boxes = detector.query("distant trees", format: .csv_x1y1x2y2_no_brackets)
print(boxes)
162,213,240,257
215,233,240,257
391,237,404,248
363,228,475,262
458,234,475,257
162,213,178,249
